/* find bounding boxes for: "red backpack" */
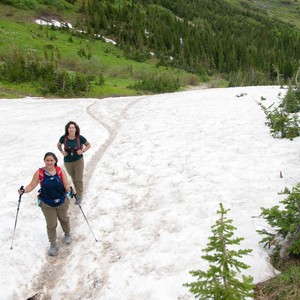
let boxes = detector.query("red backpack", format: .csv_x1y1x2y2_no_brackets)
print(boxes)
39,166,63,186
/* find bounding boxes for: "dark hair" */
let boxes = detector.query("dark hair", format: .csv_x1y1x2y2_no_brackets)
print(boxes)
44,152,58,167
64,121,80,137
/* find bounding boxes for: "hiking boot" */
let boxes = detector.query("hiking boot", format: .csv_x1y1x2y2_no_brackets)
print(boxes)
64,233,72,245
48,242,57,256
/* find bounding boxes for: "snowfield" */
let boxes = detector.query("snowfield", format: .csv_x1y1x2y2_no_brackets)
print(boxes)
1,86,299,300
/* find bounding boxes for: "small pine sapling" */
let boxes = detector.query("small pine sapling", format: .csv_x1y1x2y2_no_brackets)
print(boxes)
184,203,254,299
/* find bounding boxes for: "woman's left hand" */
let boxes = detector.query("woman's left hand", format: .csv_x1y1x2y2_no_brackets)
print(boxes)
76,149,83,155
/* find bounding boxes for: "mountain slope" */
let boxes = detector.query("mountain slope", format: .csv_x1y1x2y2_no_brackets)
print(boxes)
0,0,300,98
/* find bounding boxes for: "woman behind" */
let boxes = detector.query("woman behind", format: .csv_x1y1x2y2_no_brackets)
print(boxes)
18,152,75,256
57,121,91,205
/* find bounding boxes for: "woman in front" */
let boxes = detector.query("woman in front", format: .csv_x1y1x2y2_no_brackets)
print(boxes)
18,152,75,256
57,121,91,205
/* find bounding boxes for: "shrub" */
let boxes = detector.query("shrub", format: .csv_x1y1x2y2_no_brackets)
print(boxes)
257,182,300,261
2,0,38,9
0,52,94,97
280,86,300,113
130,73,180,93
258,102,300,139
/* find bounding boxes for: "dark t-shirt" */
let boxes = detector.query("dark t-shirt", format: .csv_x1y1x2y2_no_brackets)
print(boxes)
59,135,88,162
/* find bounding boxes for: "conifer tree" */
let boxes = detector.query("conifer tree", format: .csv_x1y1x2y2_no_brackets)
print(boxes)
258,182,300,260
184,203,254,300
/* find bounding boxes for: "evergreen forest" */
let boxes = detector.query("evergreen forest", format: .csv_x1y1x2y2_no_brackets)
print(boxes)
83,0,300,85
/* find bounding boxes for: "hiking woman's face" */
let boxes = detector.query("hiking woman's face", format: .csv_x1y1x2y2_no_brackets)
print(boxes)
44,156,56,168
68,124,76,136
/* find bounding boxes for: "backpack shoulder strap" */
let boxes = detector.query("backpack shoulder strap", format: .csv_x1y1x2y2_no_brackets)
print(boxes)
64,135,68,149
39,167,63,185
55,166,63,182
38,168,44,186
76,135,81,149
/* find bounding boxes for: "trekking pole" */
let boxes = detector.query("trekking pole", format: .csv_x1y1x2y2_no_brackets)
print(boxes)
75,194,98,242
11,186,24,250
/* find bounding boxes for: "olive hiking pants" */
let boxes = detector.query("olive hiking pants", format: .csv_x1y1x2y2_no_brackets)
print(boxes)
40,198,70,243
64,157,84,199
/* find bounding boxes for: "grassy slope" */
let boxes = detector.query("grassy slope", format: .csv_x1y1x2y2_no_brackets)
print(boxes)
252,0,300,28
226,0,300,28
0,3,205,98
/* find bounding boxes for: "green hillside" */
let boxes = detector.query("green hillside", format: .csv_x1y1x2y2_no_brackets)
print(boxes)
0,1,208,98
228,0,300,28
0,0,300,98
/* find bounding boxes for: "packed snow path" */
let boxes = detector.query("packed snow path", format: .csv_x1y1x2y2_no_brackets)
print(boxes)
24,96,144,299
1,86,300,300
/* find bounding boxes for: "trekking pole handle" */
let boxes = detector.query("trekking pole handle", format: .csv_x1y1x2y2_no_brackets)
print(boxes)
69,186,74,198
18,185,25,195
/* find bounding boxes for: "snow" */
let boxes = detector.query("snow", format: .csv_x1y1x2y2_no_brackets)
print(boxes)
1,86,299,299
35,19,117,45
35,19,73,29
